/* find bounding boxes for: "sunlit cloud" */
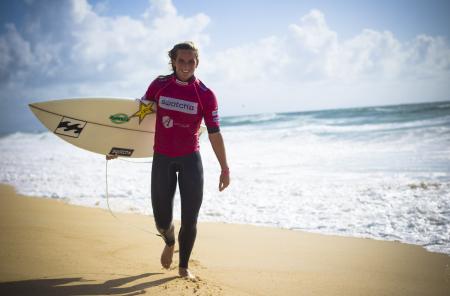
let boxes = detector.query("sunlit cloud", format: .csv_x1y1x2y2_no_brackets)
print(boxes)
0,0,449,133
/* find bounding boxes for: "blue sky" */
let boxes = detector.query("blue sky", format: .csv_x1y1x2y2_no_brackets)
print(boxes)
0,0,449,133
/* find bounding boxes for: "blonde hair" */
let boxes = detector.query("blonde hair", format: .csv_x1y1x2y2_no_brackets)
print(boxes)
168,41,199,72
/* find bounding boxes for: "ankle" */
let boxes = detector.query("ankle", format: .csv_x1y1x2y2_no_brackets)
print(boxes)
178,267,195,279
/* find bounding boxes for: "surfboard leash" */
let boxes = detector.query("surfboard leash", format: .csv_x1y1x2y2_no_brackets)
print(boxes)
105,159,161,238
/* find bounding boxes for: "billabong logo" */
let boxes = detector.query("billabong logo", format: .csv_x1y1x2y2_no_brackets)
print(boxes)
54,117,87,138
109,113,129,124
159,96,198,114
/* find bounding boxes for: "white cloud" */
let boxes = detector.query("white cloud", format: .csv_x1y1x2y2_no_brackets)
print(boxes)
203,9,450,114
0,0,214,133
289,9,338,54
0,0,210,97
202,36,289,82
208,9,450,84
143,0,177,18
0,2,449,133
0,24,33,81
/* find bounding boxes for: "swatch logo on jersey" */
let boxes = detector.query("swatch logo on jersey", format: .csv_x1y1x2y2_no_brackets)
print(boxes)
159,96,198,114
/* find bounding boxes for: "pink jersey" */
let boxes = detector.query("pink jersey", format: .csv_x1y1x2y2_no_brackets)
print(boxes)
142,74,220,157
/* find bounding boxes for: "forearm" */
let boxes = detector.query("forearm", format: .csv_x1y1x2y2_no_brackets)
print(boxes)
208,132,229,170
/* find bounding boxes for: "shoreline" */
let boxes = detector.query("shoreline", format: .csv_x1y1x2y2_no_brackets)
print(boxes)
6,181,449,257
1,183,449,295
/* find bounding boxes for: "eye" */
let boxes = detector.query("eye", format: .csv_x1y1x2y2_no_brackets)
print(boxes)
176,57,196,66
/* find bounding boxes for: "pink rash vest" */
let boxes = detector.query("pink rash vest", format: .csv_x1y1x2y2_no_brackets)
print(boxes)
142,74,220,157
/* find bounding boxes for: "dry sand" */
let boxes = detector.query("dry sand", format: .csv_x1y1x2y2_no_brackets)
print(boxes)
0,184,449,295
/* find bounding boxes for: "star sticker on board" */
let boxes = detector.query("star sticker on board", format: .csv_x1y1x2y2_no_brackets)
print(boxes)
130,101,156,124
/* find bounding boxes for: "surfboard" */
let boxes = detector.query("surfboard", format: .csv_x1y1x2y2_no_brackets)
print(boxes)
29,98,158,158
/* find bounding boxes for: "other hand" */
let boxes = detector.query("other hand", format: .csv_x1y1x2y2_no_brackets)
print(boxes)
106,154,118,160
219,169,230,192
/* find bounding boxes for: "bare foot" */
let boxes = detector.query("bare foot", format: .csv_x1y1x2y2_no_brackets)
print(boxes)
160,244,174,269
179,267,196,280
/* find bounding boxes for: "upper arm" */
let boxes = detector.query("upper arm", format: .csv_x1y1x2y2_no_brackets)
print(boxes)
202,91,221,134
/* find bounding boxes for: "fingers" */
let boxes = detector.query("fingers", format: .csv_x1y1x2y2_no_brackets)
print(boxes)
219,174,230,191
105,154,118,160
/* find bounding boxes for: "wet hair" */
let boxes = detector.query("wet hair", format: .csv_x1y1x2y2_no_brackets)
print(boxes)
168,41,199,72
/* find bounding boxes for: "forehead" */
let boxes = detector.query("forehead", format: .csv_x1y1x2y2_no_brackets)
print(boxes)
175,49,197,60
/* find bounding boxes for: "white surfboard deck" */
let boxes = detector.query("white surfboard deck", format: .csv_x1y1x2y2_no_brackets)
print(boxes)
29,98,205,158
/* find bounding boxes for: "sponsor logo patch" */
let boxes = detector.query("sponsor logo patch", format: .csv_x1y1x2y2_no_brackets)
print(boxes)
109,147,134,157
212,109,220,122
159,96,198,114
162,116,174,128
109,113,129,124
54,117,87,138
130,101,156,124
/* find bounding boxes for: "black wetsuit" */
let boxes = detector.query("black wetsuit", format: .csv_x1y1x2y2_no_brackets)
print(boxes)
151,151,203,268
142,74,220,269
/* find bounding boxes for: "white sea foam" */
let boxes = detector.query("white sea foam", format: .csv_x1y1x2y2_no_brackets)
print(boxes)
1,102,449,254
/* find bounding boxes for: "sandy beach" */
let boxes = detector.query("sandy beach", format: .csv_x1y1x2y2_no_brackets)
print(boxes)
0,183,449,295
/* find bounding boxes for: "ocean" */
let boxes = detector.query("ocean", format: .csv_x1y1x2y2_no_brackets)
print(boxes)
1,101,449,254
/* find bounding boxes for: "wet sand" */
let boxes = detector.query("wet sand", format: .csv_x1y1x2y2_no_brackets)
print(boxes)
1,184,449,295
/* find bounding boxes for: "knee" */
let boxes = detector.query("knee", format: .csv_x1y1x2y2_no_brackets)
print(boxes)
156,223,175,246
153,212,172,230
180,218,197,233
156,221,173,234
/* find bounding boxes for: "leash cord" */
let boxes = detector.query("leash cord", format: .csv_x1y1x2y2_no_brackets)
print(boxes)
105,158,161,237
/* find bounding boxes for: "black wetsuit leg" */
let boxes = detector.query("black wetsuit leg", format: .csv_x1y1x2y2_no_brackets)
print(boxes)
151,152,177,246
177,151,203,268
151,152,204,268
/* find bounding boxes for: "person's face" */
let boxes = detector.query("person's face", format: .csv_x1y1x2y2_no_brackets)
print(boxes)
173,49,198,81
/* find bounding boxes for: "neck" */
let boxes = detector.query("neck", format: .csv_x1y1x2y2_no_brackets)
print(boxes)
174,74,195,84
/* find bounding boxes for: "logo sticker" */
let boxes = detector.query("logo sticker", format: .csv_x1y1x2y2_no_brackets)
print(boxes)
109,113,129,124
162,116,174,128
109,147,134,157
130,101,156,124
212,109,220,122
54,117,86,138
159,96,198,114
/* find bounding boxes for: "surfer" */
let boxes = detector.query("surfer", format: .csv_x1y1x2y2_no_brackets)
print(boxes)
108,41,230,280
